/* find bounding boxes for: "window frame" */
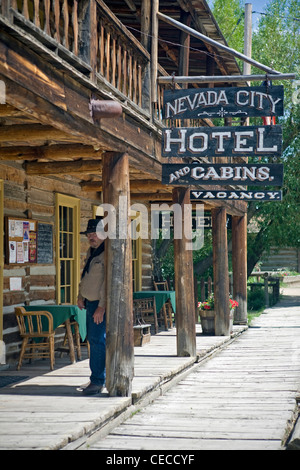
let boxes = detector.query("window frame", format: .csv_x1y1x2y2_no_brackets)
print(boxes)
55,194,80,304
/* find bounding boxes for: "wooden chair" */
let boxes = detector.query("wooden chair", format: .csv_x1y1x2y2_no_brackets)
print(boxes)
14,307,55,370
133,297,158,334
153,280,173,329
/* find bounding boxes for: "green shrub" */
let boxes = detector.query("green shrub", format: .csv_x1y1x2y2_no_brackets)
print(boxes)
247,286,265,311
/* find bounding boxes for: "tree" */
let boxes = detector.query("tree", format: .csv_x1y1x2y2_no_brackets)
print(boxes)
157,0,300,281
211,0,300,275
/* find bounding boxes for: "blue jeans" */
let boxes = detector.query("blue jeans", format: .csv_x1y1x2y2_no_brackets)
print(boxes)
85,300,106,387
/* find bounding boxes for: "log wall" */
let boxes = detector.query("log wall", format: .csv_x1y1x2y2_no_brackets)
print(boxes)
1,160,99,363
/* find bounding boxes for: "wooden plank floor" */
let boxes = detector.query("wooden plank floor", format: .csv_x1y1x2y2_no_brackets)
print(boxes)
85,294,300,451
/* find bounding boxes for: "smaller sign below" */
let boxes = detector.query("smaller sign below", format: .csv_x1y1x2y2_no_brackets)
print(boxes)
163,85,284,120
190,190,282,201
162,163,284,186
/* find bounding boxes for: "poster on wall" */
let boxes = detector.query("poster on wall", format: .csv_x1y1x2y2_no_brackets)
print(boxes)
5,217,53,265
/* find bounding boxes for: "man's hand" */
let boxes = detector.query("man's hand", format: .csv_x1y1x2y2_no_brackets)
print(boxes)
77,298,85,310
93,306,105,325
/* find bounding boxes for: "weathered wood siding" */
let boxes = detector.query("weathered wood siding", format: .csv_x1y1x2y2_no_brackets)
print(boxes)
260,247,300,273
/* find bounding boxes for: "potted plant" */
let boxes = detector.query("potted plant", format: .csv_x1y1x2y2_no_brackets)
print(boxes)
198,294,238,335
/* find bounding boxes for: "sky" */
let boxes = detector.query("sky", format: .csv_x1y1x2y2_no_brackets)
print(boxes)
207,0,271,30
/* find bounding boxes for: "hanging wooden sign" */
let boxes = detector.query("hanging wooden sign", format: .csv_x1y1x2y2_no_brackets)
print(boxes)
162,163,284,186
162,125,282,158
163,85,284,120
190,189,282,201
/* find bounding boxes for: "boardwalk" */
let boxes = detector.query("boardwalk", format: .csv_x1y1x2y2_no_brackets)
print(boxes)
0,288,299,450
83,289,300,451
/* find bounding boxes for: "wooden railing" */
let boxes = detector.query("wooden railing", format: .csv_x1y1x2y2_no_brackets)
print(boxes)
2,0,151,114
10,0,80,55
94,0,150,112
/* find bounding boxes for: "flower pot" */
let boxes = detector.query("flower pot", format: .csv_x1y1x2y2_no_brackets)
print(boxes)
199,309,234,335
199,309,215,335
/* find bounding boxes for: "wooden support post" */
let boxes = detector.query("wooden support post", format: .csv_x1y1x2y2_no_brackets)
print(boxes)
89,0,97,82
172,188,196,357
212,207,230,336
178,12,191,90
151,0,159,103
102,152,134,397
141,0,151,52
232,215,248,324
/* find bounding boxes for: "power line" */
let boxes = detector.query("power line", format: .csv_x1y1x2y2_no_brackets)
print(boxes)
252,10,300,22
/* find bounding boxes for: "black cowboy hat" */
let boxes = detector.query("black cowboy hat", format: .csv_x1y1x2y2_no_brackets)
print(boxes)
80,218,104,235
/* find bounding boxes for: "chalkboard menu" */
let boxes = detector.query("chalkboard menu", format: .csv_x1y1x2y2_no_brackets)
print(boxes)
37,223,53,264
5,217,53,265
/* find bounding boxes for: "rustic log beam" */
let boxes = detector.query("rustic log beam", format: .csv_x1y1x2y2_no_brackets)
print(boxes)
0,144,104,161
25,159,102,175
81,179,173,192
0,104,25,117
102,152,134,397
0,124,79,144
158,73,296,85
172,187,196,357
141,0,151,51
151,0,159,103
212,207,230,336
232,215,248,325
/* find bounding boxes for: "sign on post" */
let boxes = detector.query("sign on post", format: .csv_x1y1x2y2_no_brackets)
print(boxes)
190,190,282,201
162,125,282,158
163,85,284,120
162,163,284,186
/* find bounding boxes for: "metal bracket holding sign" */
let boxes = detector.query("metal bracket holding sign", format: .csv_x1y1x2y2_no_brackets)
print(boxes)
162,125,282,158
163,85,284,120
162,163,284,186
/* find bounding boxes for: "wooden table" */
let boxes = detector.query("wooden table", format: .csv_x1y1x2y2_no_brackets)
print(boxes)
133,291,176,313
133,291,176,330
25,305,86,363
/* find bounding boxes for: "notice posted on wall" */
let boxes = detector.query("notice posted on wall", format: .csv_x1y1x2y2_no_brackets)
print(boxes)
5,217,53,266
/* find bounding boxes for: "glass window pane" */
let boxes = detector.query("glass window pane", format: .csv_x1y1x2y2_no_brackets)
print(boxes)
68,207,73,232
63,233,68,258
60,260,65,285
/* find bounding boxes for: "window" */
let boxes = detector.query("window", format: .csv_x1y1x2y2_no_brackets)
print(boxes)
55,194,80,304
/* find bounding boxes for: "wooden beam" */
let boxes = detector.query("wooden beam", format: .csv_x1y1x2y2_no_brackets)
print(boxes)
102,152,134,397
158,73,296,85
232,215,248,325
178,12,191,89
172,187,196,357
0,144,103,161
81,179,172,192
141,0,151,51
25,159,102,175
151,0,159,103
0,124,79,144
0,104,25,117
212,207,230,336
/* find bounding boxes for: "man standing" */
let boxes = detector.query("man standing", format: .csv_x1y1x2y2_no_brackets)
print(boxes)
77,218,106,396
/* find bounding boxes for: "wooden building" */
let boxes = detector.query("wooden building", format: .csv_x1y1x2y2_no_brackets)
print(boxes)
0,0,248,396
